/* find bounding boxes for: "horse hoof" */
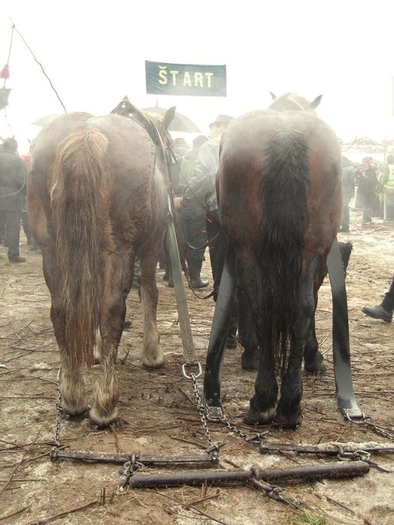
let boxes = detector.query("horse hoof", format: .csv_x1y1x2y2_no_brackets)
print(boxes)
274,417,302,430
243,407,276,426
63,409,89,422
89,406,118,428
142,351,164,368
62,403,89,418
275,408,302,429
142,354,164,369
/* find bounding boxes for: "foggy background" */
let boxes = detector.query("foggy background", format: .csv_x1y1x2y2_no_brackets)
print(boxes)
1,0,393,152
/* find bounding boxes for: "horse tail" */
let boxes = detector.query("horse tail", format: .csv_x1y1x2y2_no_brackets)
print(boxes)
259,130,310,369
50,128,109,369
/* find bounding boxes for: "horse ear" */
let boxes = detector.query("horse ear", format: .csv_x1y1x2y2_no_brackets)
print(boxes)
310,95,323,109
269,92,277,100
164,106,176,130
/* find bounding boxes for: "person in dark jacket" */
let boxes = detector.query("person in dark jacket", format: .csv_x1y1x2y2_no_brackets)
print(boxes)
178,134,209,288
358,157,378,224
174,115,239,347
0,138,27,262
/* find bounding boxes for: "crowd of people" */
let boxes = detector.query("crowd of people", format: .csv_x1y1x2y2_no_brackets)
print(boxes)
0,118,393,329
340,154,394,231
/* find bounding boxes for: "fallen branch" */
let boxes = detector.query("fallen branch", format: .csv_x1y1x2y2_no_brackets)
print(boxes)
154,490,229,525
0,505,30,522
26,500,99,525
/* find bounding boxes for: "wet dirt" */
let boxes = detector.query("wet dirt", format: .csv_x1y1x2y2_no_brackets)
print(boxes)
0,210,393,525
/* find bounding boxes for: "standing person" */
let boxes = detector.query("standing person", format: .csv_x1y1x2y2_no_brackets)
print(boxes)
20,148,39,251
175,115,233,296
178,134,209,288
340,157,355,232
362,276,394,323
358,157,378,225
174,115,238,347
162,137,190,287
0,138,27,263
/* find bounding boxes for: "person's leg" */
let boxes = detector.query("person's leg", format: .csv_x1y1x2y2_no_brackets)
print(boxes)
382,277,394,311
362,277,394,322
340,199,350,231
0,210,6,244
186,206,208,288
7,211,25,262
206,211,227,299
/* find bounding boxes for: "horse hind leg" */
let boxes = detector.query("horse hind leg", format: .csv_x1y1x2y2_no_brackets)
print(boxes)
139,247,163,368
89,253,129,427
44,274,88,416
237,288,259,371
50,303,88,417
238,256,277,424
304,316,326,374
275,263,317,428
244,349,277,425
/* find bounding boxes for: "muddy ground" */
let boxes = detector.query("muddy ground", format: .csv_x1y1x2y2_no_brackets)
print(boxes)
0,210,393,525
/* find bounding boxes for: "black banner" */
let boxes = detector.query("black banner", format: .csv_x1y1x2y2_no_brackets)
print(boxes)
145,61,226,97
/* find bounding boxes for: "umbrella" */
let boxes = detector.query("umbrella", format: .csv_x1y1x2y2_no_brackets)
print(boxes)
111,96,200,133
32,114,62,127
142,106,200,133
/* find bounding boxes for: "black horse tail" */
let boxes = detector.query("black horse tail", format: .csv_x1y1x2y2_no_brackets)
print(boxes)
258,130,310,370
50,129,109,369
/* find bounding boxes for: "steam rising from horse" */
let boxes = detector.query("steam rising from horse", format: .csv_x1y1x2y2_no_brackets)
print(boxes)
205,93,342,427
27,110,173,426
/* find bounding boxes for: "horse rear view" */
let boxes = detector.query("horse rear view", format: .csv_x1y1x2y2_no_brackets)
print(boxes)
28,112,169,427
214,93,342,427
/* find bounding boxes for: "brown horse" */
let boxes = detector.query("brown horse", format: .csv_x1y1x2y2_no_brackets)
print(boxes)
27,108,175,427
204,92,342,428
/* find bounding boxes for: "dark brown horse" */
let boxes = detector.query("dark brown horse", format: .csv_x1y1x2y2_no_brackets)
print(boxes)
27,108,175,427
204,92,342,428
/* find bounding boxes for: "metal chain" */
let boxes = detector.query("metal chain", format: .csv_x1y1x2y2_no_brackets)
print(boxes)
362,419,394,441
337,448,393,473
345,412,394,441
217,409,269,445
117,452,144,493
189,373,220,461
188,372,268,450
50,369,63,460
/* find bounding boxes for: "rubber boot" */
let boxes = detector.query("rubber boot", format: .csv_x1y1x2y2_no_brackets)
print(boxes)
189,259,208,288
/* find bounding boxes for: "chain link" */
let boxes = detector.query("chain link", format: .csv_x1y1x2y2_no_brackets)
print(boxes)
189,373,220,461
50,369,63,460
363,419,394,441
117,452,144,493
218,409,269,445
345,412,394,441
337,448,393,473
188,372,268,454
